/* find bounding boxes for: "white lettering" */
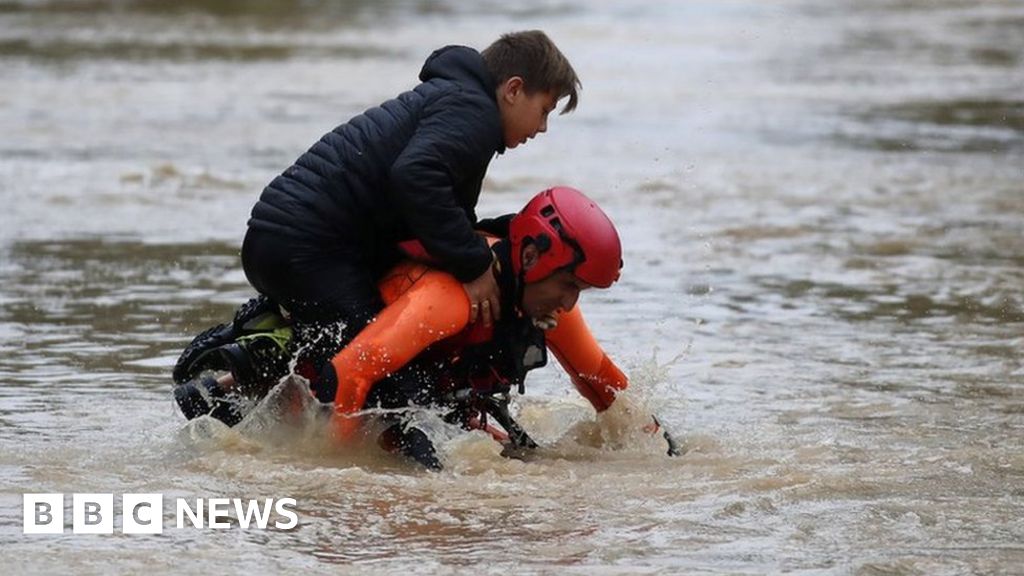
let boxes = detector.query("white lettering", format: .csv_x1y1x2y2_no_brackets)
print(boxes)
123,494,163,534
73,494,113,534
23,494,64,534
234,499,274,530
24,493,295,534
208,498,231,529
274,498,298,530
176,498,204,529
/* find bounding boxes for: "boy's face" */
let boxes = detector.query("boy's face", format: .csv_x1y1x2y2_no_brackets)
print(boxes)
497,77,559,149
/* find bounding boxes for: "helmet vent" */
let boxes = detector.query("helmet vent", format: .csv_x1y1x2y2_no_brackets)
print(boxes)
540,205,556,217
535,234,552,251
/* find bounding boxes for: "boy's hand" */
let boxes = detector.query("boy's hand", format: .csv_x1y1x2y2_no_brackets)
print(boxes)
463,260,501,326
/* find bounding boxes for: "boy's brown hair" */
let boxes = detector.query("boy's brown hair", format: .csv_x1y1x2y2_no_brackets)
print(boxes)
482,30,580,114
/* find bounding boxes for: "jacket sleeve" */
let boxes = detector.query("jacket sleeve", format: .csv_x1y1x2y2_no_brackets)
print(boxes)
387,91,498,283
475,213,514,238
545,306,629,412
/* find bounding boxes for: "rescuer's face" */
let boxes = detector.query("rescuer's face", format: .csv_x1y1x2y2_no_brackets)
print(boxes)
521,268,590,320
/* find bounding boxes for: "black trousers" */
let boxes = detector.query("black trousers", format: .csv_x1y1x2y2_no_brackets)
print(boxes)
241,227,388,372
241,227,437,409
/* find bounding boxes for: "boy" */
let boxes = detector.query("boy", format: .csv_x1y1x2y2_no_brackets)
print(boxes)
240,30,580,378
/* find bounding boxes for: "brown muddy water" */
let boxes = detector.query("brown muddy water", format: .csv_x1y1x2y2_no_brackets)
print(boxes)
1,0,1022,574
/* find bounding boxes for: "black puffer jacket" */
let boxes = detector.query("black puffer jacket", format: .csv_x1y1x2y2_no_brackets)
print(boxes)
248,46,504,282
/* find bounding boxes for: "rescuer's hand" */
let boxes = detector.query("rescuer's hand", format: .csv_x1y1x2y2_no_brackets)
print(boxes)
644,414,684,457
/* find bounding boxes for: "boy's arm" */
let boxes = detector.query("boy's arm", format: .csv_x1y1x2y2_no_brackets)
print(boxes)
387,92,499,283
475,214,514,238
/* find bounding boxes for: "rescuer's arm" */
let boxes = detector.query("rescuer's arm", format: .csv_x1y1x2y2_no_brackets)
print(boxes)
329,268,471,441
545,306,682,456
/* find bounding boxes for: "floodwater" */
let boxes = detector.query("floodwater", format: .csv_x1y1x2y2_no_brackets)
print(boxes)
1,0,1022,573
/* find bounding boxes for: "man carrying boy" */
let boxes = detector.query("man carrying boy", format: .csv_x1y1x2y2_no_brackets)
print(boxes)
175,187,681,469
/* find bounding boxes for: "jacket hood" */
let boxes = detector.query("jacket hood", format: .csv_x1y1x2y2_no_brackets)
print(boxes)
419,45,497,98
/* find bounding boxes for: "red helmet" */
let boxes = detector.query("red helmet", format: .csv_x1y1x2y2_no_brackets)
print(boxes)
509,186,622,288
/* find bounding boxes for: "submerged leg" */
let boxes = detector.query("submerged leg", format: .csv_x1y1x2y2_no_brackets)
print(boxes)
378,422,442,471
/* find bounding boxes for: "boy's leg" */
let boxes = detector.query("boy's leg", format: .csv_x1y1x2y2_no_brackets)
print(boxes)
240,228,461,468
172,294,285,386
241,227,387,379
173,229,387,424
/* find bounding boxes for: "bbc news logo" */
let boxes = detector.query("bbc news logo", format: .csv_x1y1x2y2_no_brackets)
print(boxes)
23,494,298,534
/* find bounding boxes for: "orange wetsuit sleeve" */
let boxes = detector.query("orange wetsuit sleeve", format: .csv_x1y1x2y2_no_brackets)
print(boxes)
545,306,628,412
331,267,471,440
